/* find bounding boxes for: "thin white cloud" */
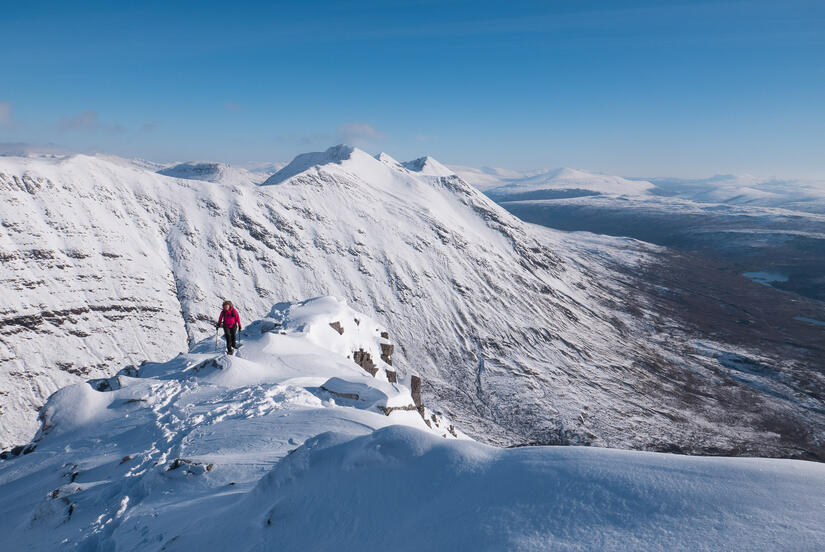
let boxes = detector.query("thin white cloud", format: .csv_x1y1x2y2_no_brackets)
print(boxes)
335,122,384,145
0,102,12,126
58,110,126,134
0,142,72,156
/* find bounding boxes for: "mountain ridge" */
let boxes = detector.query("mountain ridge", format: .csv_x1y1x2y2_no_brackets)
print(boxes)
1,147,824,461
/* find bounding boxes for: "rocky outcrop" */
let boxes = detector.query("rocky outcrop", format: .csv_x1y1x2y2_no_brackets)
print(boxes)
410,375,423,414
166,458,214,474
376,404,419,415
0,442,36,460
87,376,122,392
353,349,377,376
380,342,394,365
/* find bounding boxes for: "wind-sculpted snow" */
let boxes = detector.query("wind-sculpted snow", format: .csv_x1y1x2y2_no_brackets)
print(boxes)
1,148,824,462
1,303,823,550
0,298,462,549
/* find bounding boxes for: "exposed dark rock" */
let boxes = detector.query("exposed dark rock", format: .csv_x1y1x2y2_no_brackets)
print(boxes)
2,447,18,460
329,321,344,335
0,172,52,194
1,442,35,460
117,365,139,378
377,404,418,416
0,304,163,333
379,342,394,366
167,458,214,473
353,349,377,376
88,377,121,392
386,370,397,383
380,331,389,339
410,375,423,409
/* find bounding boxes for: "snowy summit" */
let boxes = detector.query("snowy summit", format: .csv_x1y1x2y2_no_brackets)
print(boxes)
402,155,455,177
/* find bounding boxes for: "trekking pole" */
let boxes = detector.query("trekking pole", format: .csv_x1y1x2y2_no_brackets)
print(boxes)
215,328,219,354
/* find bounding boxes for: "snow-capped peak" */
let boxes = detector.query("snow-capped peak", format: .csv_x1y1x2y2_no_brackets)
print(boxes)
402,156,455,177
263,145,365,185
374,151,405,170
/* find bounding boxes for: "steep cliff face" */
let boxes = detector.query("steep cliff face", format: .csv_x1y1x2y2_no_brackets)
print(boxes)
1,148,823,460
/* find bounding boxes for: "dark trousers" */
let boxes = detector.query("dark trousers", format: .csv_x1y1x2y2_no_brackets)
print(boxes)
223,325,238,352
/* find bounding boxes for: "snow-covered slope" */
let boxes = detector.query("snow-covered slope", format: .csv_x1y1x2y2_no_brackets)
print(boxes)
158,161,267,185
2,300,824,551
2,147,824,462
450,164,542,191
374,151,406,171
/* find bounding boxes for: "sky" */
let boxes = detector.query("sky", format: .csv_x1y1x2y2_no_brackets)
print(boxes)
1,0,823,178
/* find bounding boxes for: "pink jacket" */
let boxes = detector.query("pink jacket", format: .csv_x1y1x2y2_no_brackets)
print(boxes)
218,307,241,328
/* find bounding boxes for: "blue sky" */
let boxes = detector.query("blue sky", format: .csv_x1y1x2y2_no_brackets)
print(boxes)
1,0,823,177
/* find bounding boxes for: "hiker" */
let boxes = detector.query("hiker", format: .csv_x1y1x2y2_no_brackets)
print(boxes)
216,300,242,354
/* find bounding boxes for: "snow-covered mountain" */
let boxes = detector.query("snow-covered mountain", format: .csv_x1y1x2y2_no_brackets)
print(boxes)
459,163,825,306
455,164,825,213
646,174,825,214
2,146,824,462
2,298,824,551
481,167,654,199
